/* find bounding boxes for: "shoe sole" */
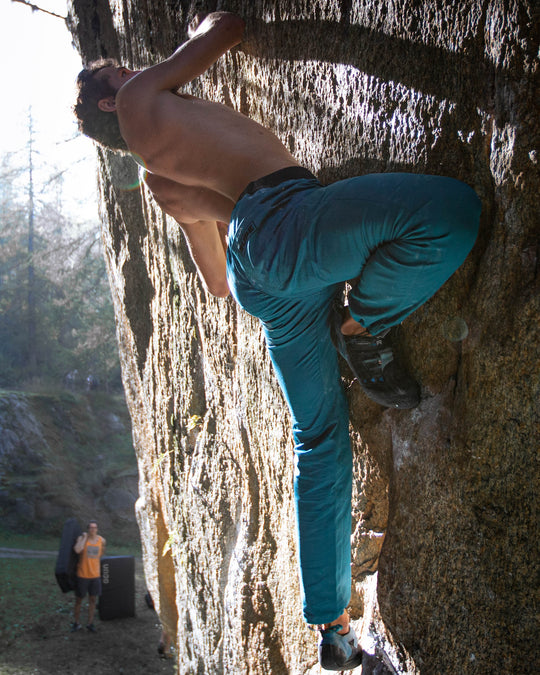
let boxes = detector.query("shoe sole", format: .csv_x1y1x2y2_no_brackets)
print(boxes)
356,379,420,409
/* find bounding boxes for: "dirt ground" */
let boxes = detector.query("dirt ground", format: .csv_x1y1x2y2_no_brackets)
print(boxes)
0,555,177,675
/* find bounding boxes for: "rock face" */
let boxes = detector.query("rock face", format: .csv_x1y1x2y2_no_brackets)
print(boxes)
0,391,138,540
68,1,538,672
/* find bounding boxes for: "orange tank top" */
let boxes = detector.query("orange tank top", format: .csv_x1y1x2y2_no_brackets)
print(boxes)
77,536,104,579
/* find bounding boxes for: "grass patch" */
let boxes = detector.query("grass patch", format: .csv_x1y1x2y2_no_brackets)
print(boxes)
0,558,176,675
0,557,72,647
0,527,59,551
106,540,142,557
0,545,142,652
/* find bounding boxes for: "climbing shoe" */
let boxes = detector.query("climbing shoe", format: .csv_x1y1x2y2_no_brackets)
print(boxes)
318,624,363,671
70,622,82,633
86,623,97,633
331,302,420,409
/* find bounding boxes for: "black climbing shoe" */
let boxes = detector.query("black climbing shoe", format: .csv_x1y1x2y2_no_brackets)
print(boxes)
318,624,363,671
331,302,420,409
70,622,82,633
86,623,97,633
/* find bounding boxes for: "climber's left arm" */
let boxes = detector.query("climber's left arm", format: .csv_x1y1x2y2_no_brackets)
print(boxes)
144,173,230,298
120,12,245,96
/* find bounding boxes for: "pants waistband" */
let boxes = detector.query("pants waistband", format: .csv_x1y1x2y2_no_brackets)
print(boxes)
237,166,317,202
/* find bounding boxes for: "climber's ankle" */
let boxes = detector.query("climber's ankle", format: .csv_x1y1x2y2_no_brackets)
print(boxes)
322,610,350,635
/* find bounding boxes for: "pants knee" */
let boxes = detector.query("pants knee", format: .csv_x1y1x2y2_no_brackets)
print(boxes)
443,180,481,254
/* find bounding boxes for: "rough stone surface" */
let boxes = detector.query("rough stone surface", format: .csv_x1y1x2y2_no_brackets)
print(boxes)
68,1,538,673
0,391,138,538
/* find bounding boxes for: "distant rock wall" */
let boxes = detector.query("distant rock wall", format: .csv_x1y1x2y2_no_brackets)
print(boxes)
0,391,138,540
69,1,538,672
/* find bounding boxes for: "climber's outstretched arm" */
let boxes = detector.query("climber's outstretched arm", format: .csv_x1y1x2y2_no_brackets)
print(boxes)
120,12,244,96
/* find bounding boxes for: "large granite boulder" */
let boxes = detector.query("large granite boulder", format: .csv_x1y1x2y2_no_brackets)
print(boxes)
68,1,538,672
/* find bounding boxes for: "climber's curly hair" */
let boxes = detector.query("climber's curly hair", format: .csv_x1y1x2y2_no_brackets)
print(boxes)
74,58,128,151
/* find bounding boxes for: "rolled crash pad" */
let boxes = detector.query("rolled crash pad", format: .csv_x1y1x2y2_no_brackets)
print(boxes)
55,517,82,593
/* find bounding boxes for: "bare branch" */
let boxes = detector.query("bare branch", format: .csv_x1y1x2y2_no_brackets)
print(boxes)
11,0,66,21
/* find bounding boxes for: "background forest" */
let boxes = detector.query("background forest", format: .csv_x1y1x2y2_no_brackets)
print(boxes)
0,6,159,673
0,126,120,393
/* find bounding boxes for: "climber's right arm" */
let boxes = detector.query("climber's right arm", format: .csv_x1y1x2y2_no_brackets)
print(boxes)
144,173,234,224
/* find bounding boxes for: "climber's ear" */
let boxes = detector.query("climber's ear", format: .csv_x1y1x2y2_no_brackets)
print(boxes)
98,96,117,113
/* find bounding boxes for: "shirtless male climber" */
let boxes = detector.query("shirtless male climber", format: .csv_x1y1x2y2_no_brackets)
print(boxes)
74,12,481,671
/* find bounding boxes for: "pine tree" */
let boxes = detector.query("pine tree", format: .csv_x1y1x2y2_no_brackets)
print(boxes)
0,147,121,391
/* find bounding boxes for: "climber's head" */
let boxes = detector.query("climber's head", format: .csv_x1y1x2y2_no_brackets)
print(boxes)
74,59,137,151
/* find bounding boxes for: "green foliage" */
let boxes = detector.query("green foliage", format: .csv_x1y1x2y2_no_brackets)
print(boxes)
0,153,121,391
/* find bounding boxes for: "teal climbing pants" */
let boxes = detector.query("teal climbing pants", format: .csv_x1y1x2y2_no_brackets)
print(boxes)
226,168,481,624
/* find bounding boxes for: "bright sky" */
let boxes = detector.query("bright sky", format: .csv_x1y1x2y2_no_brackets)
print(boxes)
0,0,98,220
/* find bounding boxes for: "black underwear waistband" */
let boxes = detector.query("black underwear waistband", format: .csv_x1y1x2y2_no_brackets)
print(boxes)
237,166,317,202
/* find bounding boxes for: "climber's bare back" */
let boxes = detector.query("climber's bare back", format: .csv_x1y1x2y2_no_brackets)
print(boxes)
97,14,296,224
118,84,298,214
